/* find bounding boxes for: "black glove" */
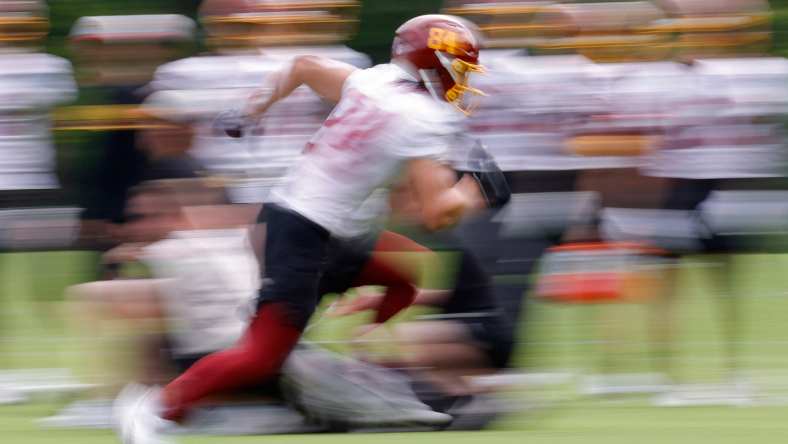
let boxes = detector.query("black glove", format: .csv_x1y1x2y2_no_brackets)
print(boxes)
213,109,250,138
462,141,511,209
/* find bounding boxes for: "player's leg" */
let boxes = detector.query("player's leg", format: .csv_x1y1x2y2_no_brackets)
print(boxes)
158,203,330,422
321,230,433,324
351,230,435,323
396,246,512,389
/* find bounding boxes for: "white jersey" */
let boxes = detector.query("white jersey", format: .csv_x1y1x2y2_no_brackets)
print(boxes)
0,52,76,190
151,47,371,204
643,57,788,179
141,228,259,357
272,63,463,238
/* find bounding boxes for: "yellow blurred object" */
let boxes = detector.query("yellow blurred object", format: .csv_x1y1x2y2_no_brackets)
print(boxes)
566,135,661,157
526,2,669,62
445,0,774,60
652,0,773,57
0,0,49,46
442,1,554,48
200,0,361,49
0,16,48,42
53,105,154,131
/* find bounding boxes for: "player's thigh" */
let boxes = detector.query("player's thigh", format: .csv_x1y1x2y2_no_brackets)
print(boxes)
258,204,331,326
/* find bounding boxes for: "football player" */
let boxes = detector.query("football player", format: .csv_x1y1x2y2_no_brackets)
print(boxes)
113,14,509,444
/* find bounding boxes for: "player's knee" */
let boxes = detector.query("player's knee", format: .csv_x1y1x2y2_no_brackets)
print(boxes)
257,292,317,331
292,55,322,75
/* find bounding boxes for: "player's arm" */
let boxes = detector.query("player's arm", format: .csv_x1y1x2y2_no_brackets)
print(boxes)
413,288,451,306
329,287,450,317
406,158,484,231
246,55,357,118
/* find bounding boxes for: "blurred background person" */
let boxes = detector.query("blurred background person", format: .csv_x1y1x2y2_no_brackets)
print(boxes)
40,89,242,428
527,1,686,393
636,0,788,405
442,0,784,401
53,24,205,410
442,0,668,395
150,0,370,208
63,14,197,254
40,177,257,430
0,0,79,404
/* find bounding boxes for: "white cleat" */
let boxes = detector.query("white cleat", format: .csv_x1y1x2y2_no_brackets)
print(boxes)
113,383,174,444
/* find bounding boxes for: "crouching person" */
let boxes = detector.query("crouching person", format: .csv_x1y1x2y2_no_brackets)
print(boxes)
40,179,260,429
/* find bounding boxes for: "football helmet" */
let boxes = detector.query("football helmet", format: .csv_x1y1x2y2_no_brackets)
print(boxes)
392,14,485,114
0,0,48,46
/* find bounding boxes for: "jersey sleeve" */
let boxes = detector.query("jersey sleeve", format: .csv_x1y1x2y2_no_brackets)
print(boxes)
340,67,366,97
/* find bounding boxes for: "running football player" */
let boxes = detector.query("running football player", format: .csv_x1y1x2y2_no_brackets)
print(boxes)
114,14,507,444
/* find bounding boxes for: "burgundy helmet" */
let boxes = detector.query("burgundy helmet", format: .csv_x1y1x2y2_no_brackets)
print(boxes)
392,14,485,114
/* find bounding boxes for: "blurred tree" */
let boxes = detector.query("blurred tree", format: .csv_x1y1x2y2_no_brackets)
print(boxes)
772,0,788,57
348,0,443,64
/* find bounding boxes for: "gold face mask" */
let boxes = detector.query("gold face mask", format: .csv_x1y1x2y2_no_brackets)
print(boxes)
438,52,486,115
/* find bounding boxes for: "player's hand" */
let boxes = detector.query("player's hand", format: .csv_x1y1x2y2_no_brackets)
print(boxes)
102,242,145,265
214,88,275,138
328,290,384,317
213,109,248,138
456,173,487,213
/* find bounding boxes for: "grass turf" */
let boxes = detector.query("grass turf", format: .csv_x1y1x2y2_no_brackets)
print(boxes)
0,251,787,443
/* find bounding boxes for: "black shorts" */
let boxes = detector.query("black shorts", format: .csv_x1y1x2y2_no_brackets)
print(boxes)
256,204,380,329
255,204,332,330
317,232,378,297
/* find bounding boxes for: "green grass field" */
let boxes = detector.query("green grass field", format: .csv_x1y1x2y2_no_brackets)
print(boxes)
1,251,788,443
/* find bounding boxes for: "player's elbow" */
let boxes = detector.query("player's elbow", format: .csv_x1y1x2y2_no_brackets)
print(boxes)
290,55,321,83
292,55,322,73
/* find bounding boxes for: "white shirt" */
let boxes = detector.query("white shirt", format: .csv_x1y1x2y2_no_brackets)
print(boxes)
271,63,463,238
0,52,76,190
141,228,259,356
643,57,788,179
